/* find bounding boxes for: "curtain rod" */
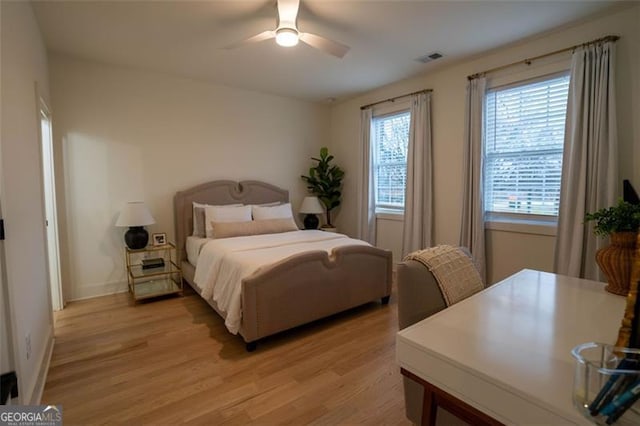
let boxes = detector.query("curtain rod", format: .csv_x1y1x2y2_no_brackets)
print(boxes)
360,88,432,110
467,35,619,81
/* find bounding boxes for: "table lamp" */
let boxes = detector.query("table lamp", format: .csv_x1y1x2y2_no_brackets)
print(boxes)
116,201,155,249
299,196,324,230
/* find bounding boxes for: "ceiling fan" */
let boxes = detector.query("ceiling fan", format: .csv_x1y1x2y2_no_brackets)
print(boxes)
225,0,350,59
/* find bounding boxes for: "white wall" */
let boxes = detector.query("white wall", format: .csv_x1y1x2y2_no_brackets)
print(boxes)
375,216,403,264
49,55,331,300
329,4,640,284
0,1,54,404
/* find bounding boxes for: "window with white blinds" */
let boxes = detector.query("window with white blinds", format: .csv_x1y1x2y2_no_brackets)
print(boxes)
373,110,411,211
484,73,570,217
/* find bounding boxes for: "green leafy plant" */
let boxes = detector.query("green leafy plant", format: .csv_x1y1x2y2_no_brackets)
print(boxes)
584,199,640,236
301,147,344,228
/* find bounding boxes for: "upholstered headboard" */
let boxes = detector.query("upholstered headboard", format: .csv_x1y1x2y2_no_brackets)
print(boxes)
174,180,289,262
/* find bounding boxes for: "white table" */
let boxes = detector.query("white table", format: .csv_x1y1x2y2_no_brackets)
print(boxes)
396,269,626,425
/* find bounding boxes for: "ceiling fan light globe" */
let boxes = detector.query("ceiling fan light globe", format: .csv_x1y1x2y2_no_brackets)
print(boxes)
275,28,299,47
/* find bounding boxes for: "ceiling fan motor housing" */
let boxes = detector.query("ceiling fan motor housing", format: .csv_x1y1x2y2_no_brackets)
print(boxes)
276,27,299,47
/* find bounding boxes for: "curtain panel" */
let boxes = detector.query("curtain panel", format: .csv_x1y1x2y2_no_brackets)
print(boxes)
357,108,376,244
402,92,433,257
459,77,487,284
554,41,618,280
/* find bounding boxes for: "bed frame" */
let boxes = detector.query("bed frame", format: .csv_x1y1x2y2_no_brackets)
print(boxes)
174,180,392,351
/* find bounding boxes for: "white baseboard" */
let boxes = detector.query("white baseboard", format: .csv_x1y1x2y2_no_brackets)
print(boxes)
69,280,128,301
25,327,54,405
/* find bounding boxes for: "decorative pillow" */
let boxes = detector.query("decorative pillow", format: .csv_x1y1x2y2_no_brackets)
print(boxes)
192,202,242,237
252,202,293,220
204,205,252,238
210,218,299,239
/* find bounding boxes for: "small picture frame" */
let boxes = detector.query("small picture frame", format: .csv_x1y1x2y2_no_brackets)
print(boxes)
152,232,167,246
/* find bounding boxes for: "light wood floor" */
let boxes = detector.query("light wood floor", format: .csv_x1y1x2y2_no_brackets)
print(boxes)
42,286,411,425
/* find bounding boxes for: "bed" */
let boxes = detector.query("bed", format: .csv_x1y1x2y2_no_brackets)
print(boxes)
174,180,392,351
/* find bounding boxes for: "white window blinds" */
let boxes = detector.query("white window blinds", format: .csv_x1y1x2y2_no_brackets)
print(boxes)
484,74,570,216
373,111,411,210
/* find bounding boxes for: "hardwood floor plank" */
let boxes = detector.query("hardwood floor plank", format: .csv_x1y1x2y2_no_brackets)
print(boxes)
42,286,411,425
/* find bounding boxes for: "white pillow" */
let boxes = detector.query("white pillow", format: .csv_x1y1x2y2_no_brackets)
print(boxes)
192,202,242,237
252,202,293,220
204,205,252,238
249,201,281,208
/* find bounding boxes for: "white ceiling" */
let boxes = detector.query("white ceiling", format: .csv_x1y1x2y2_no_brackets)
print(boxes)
32,0,620,103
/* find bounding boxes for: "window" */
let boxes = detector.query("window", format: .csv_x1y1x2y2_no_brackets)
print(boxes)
372,110,411,212
484,73,570,218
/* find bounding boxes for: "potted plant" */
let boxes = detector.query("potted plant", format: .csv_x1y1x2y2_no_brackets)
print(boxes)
301,147,344,230
585,199,640,295
585,200,640,236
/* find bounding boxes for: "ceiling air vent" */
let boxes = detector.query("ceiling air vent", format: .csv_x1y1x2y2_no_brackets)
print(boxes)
416,52,443,64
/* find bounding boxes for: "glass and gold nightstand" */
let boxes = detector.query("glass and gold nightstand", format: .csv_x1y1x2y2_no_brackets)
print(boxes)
125,242,182,302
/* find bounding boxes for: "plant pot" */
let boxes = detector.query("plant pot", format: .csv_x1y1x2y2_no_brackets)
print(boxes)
596,231,637,296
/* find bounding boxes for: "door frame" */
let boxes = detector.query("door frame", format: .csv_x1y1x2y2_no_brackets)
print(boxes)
36,90,63,312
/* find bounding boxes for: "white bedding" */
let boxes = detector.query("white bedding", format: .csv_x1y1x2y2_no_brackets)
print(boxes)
193,230,369,334
186,236,208,267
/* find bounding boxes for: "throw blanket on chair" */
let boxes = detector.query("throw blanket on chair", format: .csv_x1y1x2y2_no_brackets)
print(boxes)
404,245,484,306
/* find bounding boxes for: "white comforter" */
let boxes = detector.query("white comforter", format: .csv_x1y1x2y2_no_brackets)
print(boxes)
193,230,369,334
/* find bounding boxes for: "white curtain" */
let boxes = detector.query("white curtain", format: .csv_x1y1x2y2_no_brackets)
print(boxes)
554,41,618,280
459,77,487,284
402,93,433,256
357,108,376,244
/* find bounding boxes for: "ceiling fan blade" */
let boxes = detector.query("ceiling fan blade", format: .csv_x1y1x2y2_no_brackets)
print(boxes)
223,30,275,50
299,32,350,58
277,0,300,27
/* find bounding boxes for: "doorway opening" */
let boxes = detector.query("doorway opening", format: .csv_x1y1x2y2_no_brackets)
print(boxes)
39,100,63,311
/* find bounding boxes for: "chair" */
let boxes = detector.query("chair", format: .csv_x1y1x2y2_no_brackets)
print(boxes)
397,246,482,425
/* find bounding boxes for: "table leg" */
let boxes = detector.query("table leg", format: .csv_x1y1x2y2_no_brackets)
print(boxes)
400,368,504,426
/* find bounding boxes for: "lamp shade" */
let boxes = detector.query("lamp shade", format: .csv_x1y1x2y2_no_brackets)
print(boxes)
299,196,324,214
115,202,155,227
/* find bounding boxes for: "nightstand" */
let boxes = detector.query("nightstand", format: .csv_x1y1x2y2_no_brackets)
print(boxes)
125,242,182,302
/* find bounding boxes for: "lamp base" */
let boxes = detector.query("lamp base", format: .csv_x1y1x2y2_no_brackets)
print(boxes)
303,214,319,230
124,226,149,250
